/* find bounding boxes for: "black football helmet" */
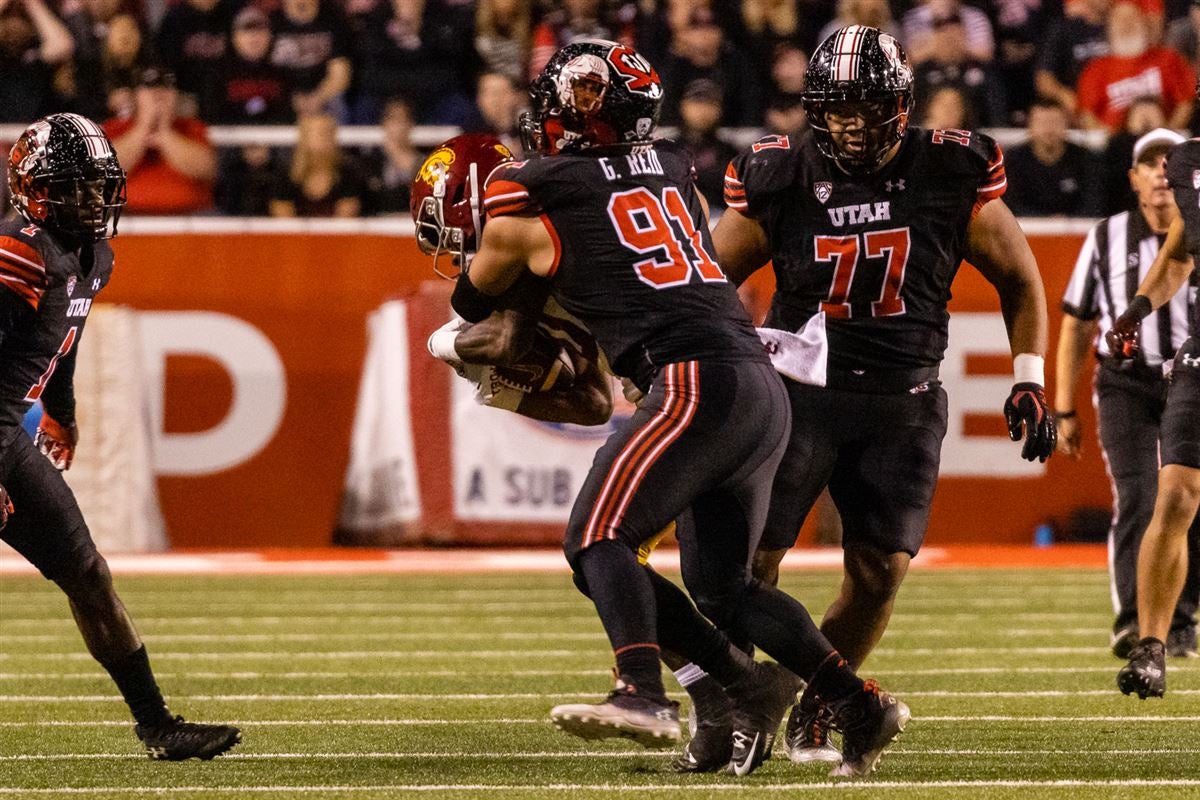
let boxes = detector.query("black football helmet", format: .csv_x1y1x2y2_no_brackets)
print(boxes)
8,113,127,242
803,26,914,175
520,39,663,155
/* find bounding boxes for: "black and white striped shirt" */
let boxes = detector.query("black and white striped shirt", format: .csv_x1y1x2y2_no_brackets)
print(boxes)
1062,210,1193,369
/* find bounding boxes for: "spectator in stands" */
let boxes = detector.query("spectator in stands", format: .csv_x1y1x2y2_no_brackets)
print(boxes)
361,96,423,215
659,5,763,127
1076,1,1194,130
156,0,236,123
216,5,293,124
529,0,633,79
270,112,366,217
816,0,898,48
1004,99,1103,216
63,0,129,119
1035,0,1110,114
1100,94,1166,213
0,0,75,122
215,144,279,215
764,93,806,136
768,41,806,104
100,14,149,119
465,71,523,154
740,0,799,72
475,0,530,84
270,0,352,120
105,66,217,214
919,85,973,129
914,12,1008,126
902,0,994,65
351,0,475,125
992,0,1057,122
676,79,737,210
1166,0,1200,72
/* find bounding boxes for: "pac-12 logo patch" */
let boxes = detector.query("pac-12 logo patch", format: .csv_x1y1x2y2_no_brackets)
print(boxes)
814,182,832,204
65,276,76,296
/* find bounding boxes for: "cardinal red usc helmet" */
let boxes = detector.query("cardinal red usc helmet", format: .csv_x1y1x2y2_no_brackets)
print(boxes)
410,133,515,279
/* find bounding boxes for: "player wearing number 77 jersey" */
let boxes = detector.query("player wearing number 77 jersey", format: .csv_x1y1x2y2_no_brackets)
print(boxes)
704,25,1056,766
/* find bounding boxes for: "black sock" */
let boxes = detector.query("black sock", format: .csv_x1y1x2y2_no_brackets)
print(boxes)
577,540,665,698
101,645,172,728
644,567,757,688
807,651,863,703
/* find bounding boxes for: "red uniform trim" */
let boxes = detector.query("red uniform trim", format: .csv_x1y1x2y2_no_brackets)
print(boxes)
483,179,536,217
582,362,700,548
539,213,562,277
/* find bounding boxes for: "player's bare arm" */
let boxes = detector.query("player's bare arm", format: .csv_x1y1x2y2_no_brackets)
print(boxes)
711,207,771,288
452,309,539,365
1054,314,1099,458
461,215,556,297
964,198,1056,461
964,199,1048,359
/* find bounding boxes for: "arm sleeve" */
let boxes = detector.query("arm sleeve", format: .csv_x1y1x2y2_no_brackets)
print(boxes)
40,344,77,426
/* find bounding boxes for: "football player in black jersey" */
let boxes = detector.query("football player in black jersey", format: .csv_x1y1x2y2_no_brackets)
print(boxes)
709,26,1056,762
451,39,910,778
0,114,240,760
1108,120,1200,699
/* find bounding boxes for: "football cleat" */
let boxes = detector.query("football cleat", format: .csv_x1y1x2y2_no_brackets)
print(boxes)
134,715,241,761
550,682,680,748
727,662,801,777
827,680,910,778
1167,626,1199,659
674,678,733,773
1118,638,1167,698
1111,623,1139,659
785,693,842,764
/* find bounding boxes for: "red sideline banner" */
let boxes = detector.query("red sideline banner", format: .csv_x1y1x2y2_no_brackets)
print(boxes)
105,219,1106,549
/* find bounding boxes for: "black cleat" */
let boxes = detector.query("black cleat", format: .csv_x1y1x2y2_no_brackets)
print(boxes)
785,693,841,764
673,680,733,773
1118,638,1167,698
135,715,241,761
827,680,910,778
727,662,801,777
1111,623,1139,659
1167,626,1199,659
551,682,680,748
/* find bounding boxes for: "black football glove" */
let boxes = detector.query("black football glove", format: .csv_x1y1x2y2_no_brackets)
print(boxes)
0,483,12,531
1004,382,1056,463
1104,295,1153,360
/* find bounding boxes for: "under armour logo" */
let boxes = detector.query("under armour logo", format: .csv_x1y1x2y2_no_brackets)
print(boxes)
1183,354,1200,368
92,279,101,290
884,179,906,192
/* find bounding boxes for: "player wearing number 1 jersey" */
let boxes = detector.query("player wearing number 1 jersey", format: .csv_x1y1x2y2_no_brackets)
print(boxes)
453,38,910,779
712,26,1056,764
0,114,240,760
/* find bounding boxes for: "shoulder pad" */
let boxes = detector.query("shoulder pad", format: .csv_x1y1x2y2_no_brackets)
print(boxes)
724,134,799,214
483,159,546,218
921,127,1006,201
0,220,48,310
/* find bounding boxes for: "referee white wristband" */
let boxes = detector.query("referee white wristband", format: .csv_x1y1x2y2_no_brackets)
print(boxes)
1013,353,1045,386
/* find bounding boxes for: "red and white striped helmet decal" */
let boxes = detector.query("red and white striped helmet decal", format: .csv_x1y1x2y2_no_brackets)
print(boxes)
57,113,113,159
830,25,869,83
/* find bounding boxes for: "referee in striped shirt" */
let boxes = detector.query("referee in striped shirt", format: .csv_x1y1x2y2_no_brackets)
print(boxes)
1056,128,1200,659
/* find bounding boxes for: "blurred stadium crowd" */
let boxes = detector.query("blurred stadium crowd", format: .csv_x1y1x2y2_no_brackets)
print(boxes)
0,0,1196,217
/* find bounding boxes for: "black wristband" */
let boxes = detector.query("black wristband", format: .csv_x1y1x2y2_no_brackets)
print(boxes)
450,274,497,323
1055,410,1077,419
1127,294,1153,322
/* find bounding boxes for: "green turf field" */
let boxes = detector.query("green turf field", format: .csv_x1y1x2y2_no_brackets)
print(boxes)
3,567,1200,799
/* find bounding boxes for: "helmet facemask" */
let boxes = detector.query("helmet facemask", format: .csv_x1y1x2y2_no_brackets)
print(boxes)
414,160,484,281
39,163,127,242
806,94,911,175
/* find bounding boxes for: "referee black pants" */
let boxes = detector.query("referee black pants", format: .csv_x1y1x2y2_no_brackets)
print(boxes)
1096,363,1200,633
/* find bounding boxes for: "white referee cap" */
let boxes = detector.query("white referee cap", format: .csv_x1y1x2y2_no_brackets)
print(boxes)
1132,128,1186,166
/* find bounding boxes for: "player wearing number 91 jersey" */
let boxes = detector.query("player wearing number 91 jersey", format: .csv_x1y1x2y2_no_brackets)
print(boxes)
710,25,1054,766
454,38,909,777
